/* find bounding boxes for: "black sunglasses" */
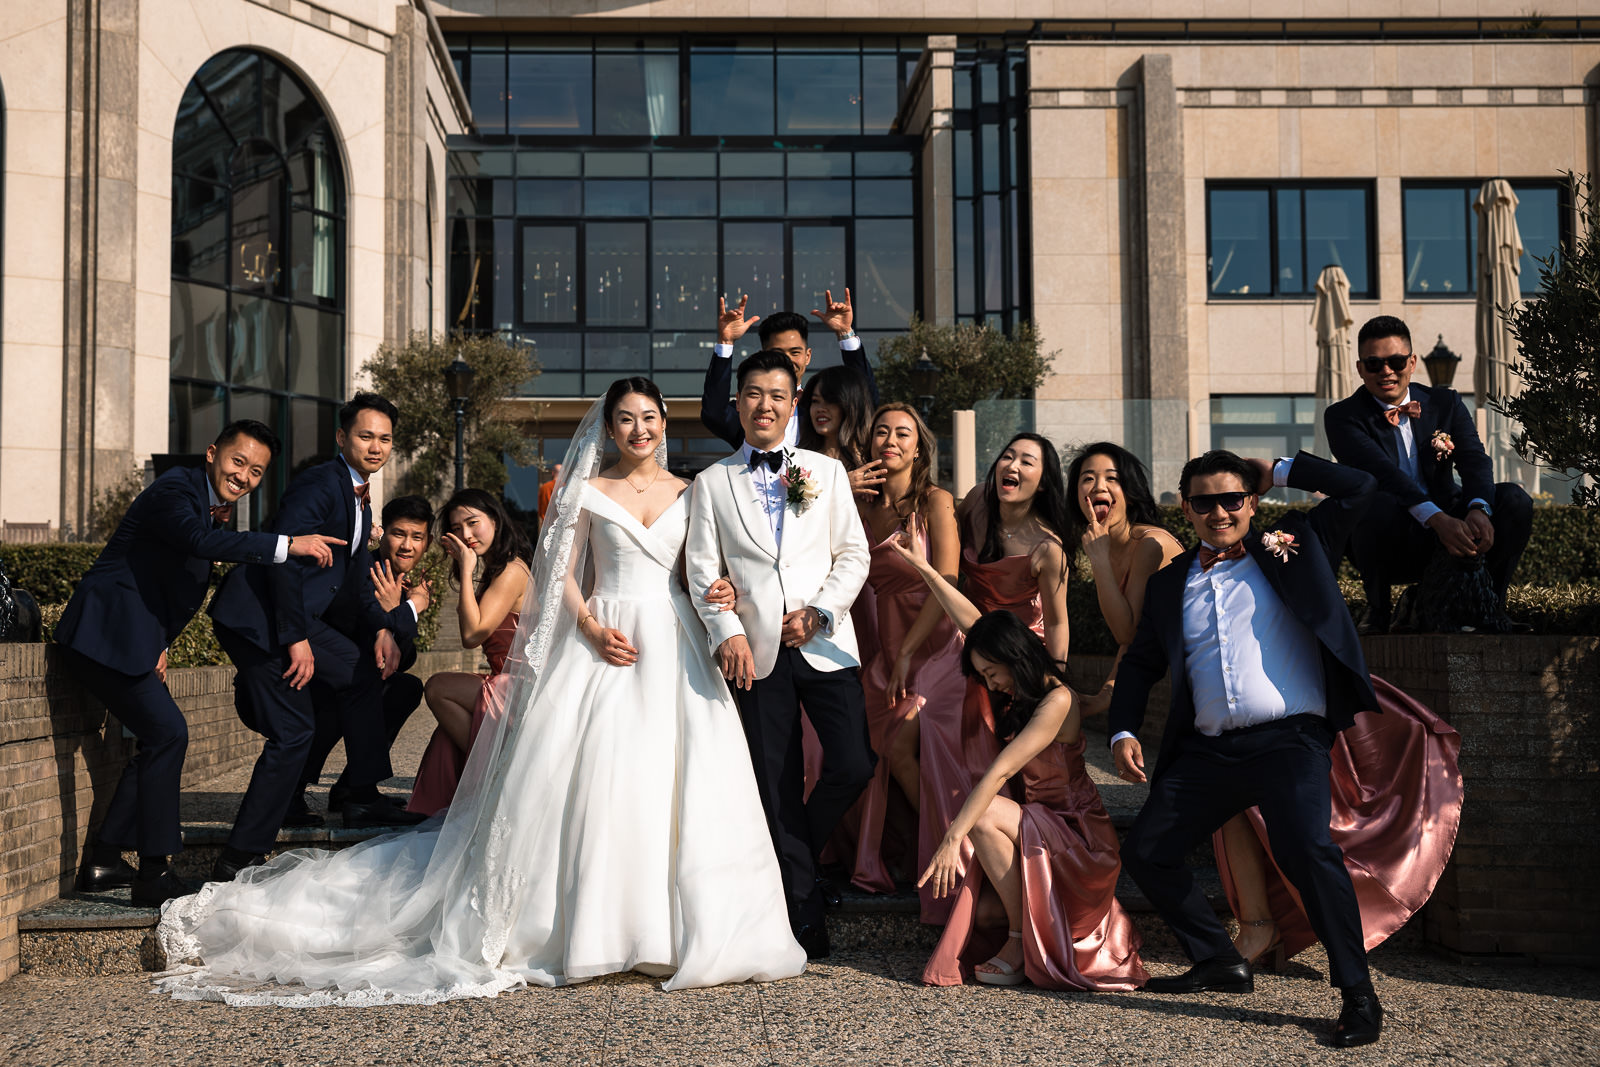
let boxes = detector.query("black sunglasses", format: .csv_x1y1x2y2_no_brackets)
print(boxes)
1186,491,1250,514
1359,354,1412,375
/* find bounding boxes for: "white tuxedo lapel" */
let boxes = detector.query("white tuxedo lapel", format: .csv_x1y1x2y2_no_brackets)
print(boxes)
723,455,780,560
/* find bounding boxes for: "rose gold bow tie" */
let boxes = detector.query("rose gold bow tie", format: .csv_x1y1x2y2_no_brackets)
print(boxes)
1383,401,1422,426
353,482,371,504
209,504,234,525
1198,543,1246,571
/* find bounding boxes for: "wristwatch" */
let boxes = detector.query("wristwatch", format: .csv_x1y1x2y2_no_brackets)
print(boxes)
837,329,857,341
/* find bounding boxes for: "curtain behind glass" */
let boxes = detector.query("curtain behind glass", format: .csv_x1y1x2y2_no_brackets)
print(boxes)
312,134,335,300
644,55,676,137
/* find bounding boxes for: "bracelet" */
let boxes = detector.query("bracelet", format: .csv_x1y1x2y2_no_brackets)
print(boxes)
838,329,857,341
578,614,596,635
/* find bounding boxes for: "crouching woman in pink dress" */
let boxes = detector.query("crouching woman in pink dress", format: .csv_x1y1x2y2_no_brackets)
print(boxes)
889,537,1147,991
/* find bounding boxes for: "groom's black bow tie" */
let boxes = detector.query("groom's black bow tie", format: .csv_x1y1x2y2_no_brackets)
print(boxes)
748,449,785,473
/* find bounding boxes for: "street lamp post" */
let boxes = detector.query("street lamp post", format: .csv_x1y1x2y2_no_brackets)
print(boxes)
911,346,941,423
444,358,476,492
1421,334,1462,388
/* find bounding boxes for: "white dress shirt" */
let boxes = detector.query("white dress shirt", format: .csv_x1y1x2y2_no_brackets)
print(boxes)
713,334,864,449
336,457,418,622
206,479,288,563
1382,397,1488,525
739,441,789,549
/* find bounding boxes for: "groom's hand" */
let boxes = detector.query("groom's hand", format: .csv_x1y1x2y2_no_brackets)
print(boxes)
781,607,823,648
717,635,756,690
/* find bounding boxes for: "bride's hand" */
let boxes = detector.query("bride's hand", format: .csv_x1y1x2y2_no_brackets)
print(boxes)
705,577,737,612
916,835,966,900
581,616,638,666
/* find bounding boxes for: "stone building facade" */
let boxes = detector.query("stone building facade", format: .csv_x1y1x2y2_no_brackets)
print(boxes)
1,1,1594,528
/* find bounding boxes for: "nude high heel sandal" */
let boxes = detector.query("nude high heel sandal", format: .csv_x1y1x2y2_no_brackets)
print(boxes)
1236,919,1286,973
974,930,1026,987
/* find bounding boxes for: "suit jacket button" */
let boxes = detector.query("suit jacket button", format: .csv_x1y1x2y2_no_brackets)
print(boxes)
331,585,339,594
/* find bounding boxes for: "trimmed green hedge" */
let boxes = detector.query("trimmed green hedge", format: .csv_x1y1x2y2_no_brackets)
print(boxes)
0,543,109,604
38,599,227,670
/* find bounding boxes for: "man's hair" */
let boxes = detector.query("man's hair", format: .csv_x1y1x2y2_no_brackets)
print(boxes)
1357,315,1412,352
736,349,800,393
382,494,434,531
758,311,809,346
1179,450,1258,500
339,392,400,432
213,419,281,458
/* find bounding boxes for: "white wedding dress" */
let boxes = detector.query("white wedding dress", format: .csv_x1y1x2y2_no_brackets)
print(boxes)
155,483,806,1004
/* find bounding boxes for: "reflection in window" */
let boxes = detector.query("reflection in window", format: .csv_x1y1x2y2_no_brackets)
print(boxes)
691,49,775,137
951,44,1028,330
1403,181,1566,297
521,226,577,323
1210,395,1319,502
1208,183,1373,298
169,49,345,517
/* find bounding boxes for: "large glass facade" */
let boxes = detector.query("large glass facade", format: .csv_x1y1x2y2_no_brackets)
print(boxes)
447,35,923,398
951,41,1029,331
1402,180,1566,297
169,49,345,517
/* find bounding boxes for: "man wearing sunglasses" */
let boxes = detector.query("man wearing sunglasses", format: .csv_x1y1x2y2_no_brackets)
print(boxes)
1108,448,1384,1048
1324,315,1532,633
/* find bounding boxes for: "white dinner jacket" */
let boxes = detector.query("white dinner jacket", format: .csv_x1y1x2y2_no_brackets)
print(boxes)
686,447,871,681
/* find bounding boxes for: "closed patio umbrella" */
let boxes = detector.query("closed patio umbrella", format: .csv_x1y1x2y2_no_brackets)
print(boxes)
1474,179,1532,487
1311,264,1354,457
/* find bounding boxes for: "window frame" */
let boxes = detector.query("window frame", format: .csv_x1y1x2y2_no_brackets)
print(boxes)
1399,177,1571,300
1205,179,1377,301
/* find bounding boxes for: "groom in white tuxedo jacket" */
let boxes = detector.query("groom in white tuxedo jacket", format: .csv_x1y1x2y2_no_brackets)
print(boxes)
686,349,874,956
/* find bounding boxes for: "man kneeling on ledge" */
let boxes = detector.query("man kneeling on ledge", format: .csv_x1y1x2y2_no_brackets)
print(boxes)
1323,314,1532,634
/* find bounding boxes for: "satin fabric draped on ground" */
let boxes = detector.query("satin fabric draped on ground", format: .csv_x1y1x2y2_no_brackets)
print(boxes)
154,481,805,1004
1214,675,1464,958
921,736,1148,990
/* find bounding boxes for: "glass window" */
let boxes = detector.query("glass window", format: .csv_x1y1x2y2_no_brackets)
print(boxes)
787,179,851,217
586,222,647,327
861,53,901,134
170,49,345,519
585,180,649,217
508,52,592,133
777,53,861,135
721,179,785,217
585,152,649,177
791,225,846,314
521,225,578,324
595,52,680,137
469,46,506,134
723,222,785,310
1403,181,1565,298
518,179,583,216
1517,186,1563,291
1208,188,1273,296
690,49,775,137
1210,395,1319,501
654,153,717,178
1304,187,1369,295
721,154,784,178
653,220,718,331
855,179,911,216
855,218,914,330
652,179,717,217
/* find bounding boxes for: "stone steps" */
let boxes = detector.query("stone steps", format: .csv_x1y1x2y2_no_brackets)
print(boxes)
17,811,1222,977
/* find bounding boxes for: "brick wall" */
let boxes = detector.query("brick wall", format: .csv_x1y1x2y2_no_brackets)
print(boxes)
1362,634,1600,963
0,643,480,982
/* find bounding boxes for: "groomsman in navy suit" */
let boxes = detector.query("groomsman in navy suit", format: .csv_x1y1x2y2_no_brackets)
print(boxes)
1108,449,1385,1048
55,421,345,906
209,393,423,881
1324,314,1532,632
295,494,434,819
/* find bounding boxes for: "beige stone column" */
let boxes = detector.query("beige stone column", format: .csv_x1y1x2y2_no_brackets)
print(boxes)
903,37,956,327
1135,54,1190,493
61,0,140,537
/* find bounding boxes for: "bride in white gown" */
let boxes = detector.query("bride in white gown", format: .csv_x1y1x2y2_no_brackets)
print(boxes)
155,377,806,1004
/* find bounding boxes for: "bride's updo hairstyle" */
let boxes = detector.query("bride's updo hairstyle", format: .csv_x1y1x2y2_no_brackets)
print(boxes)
440,487,533,595
961,610,1073,740
602,376,667,431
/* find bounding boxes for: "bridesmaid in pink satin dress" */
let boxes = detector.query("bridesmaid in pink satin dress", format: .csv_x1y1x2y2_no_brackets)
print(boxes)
407,489,532,816
889,538,1146,990
848,405,963,914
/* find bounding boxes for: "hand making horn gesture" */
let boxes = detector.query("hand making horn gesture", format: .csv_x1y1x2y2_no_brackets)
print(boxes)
717,294,761,345
810,287,854,339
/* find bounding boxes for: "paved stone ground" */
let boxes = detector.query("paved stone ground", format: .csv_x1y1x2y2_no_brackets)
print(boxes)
2,941,1598,1065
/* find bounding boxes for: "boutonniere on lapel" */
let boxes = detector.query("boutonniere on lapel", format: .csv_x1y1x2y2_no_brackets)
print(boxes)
779,451,821,515
1259,529,1299,563
1431,430,1455,463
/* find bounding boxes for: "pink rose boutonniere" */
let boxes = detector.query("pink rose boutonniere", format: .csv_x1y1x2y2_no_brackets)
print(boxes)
1260,529,1299,562
779,451,820,514
1431,430,1455,463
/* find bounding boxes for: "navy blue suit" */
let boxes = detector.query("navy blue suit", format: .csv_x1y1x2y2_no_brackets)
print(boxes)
699,344,880,450
1109,453,1378,988
209,458,416,853
54,465,279,856
1324,382,1532,613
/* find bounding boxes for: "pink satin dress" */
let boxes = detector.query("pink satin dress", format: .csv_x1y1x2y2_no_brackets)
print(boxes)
1214,675,1463,957
847,517,967,916
922,734,1148,989
406,611,520,816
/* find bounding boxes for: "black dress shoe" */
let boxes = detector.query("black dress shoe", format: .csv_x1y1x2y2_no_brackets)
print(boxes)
1143,957,1254,994
1330,990,1384,1048
76,855,137,893
131,868,195,908
793,922,831,960
341,799,427,828
282,790,325,828
816,876,843,909
211,852,266,883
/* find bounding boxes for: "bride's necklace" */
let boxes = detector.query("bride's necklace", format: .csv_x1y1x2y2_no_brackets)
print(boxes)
623,465,661,495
